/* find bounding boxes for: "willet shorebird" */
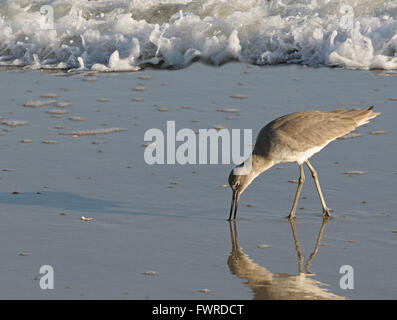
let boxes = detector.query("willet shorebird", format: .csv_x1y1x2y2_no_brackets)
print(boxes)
228,106,380,220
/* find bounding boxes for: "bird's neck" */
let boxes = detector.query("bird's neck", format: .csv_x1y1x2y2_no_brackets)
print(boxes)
235,154,274,181
251,153,274,176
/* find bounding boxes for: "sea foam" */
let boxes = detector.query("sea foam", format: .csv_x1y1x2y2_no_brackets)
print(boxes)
1,0,397,71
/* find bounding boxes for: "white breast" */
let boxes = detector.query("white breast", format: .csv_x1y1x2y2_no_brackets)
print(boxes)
276,143,329,164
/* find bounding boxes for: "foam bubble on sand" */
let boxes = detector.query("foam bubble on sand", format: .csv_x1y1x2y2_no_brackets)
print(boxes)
81,216,94,222
82,77,98,82
57,102,71,108
138,75,152,80
46,109,69,115
59,128,125,136
230,94,247,99
1,120,28,127
345,171,366,176
69,116,85,121
370,130,387,135
24,100,57,108
216,108,240,114
132,86,147,92
2,0,397,71
41,93,58,99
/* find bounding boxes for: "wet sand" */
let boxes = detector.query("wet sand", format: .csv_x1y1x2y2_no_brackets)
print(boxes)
0,63,396,299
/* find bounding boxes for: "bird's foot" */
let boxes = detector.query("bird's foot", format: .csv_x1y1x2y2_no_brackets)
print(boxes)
322,207,332,217
287,214,296,221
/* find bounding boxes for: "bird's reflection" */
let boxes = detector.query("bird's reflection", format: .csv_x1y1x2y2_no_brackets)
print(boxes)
227,217,345,300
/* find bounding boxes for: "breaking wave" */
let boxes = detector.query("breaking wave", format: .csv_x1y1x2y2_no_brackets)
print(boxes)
1,0,397,71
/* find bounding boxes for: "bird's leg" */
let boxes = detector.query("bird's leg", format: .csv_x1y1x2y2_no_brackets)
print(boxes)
288,164,305,220
305,160,331,216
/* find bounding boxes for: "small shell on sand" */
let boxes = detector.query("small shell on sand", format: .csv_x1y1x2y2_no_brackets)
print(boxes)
24,100,57,108
344,171,366,176
41,93,58,99
42,140,59,144
19,252,30,256
1,120,28,127
389,98,397,101
230,94,247,99
256,244,271,249
1,168,12,172
55,126,64,129
170,181,179,185
46,109,69,115
97,98,108,103
288,180,299,184
20,139,33,144
69,117,85,121
221,184,228,188
182,105,192,109
81,216,94,222
132,86,147,92
157,107,168,112
133,98,144,102
199,289,211,294
143,271,158,276
369,130,387,135
59,128,125,136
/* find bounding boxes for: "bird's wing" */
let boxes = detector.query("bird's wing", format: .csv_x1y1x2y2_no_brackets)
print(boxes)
257,108,376,154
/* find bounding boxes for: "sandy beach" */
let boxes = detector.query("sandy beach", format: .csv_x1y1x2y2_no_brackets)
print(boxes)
0,62,396,299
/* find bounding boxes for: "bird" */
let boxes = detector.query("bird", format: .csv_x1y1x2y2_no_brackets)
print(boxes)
228,106,380,221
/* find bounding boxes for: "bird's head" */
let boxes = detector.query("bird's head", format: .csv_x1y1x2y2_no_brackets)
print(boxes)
228,165,254,220
228,169,251,195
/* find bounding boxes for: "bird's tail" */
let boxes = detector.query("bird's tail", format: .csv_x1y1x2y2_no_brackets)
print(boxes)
355,106,381,126
332,106,381,127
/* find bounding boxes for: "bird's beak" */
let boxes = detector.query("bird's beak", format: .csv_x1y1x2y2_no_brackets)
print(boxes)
228,191,240,221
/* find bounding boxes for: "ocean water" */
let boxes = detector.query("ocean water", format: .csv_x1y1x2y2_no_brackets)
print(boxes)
1,0,397,71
